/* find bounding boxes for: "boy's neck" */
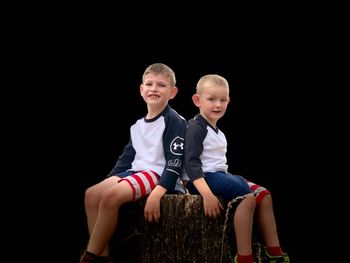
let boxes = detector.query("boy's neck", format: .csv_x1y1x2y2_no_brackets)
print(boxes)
146,104,168,119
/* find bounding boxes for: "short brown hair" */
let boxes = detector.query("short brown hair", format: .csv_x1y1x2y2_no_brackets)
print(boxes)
142,63,176,86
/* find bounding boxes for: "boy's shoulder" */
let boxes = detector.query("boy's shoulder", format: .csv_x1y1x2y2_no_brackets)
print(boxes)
188,114,206,128
166,106,187,123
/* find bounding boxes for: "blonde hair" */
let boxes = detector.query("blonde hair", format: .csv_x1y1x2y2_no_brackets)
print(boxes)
142,63,176,86
196,74,229,95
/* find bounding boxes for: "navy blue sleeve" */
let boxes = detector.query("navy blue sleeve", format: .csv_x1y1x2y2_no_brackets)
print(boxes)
184,118,207,181
107,138,135,176
158,108,187,191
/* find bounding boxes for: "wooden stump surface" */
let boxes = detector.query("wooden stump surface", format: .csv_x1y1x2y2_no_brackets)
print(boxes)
110,194,263,263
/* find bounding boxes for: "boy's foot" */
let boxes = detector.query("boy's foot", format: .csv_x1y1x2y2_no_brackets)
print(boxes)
80,250,110,263
233,254,256,263
263,249,290,263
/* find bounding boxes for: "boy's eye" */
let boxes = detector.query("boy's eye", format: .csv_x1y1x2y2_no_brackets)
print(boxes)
144,83,167,88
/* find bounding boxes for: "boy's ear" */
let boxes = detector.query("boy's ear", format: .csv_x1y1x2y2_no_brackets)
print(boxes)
140,84,143,95
169,86,178,99
192,94,200,107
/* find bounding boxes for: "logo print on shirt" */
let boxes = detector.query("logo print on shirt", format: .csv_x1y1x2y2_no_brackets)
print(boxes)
173,142,184,150
170,136,184,155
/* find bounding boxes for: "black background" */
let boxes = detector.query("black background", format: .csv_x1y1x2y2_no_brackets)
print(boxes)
12,7,344,263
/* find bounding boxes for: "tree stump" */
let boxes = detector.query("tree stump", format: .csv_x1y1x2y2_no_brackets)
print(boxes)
110,194,263,263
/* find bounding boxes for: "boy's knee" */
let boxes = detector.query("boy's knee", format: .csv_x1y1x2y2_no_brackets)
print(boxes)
256,191,272,206
85,187,100,206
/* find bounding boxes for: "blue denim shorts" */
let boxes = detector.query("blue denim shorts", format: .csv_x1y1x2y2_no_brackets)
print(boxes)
186,171,252,200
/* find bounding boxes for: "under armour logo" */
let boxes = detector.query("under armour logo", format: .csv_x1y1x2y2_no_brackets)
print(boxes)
173,142,184,150
170,136,185,155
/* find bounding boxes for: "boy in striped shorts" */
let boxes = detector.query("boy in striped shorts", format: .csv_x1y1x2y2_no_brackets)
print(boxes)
80,63,187,263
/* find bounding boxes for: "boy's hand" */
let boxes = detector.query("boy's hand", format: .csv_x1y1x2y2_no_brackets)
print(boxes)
192,178,223,219
144,185,166,222
202,193,223,219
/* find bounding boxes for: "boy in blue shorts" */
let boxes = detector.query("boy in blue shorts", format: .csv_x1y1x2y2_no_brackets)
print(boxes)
184,74,289,263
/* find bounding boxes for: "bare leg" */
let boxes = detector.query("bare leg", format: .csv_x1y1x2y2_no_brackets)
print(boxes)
85,177,119,233
233,194,256,256
255,194,280,247
84,177,132,256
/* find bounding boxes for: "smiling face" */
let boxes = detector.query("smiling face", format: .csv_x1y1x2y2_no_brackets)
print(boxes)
192,75,230,128
140,72,178,117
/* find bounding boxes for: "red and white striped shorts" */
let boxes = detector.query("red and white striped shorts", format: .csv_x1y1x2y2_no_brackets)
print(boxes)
118,170,160,201
246,180,271,204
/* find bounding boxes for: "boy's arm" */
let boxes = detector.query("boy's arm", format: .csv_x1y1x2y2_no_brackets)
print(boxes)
157,111,187,191
183,119,206,181
107,138,135,176
144,184,167,222
193,178,223,219
184,118,223,218
144,110,187,222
